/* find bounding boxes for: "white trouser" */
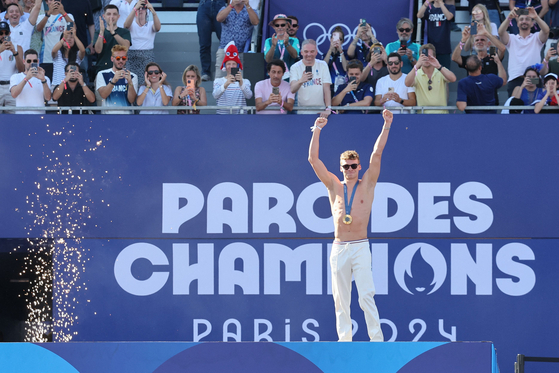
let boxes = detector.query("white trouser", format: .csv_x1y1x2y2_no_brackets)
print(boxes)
330,239,384,342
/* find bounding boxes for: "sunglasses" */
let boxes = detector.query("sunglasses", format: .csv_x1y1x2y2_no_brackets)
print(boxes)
26,59,38,63
387,61,400,66
290,24,298,27
342,164,359,170
0,31,9,36
114,56,127,61
399,28,412,33
274,23,287,27
428,79,433,91
147,70,161,75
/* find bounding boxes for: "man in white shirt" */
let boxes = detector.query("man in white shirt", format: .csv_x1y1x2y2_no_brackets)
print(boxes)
290,39,332,117
5,0,41,53
0,0,30,23
9,48,52,114
498,6,549,96
374,52,416,113
0,20,24,112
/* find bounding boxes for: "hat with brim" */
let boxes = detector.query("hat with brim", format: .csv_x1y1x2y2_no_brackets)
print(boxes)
544,73,558,84
268,14,292,27
0,21,9,32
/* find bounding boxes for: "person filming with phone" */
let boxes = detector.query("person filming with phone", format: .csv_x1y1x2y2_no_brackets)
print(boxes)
255,59,295,114
540,42,559,76
385,18,421,74
332,59,374,114
212,41,252,114
9,49,52,114
52,61,95,113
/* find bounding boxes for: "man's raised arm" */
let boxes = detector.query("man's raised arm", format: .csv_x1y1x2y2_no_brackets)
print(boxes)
308,117,336,189
362,109,393,187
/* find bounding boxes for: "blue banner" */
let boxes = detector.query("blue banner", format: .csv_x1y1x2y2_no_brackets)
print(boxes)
1,114,559,370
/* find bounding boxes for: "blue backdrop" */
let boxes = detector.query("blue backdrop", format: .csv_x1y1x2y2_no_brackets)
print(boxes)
0,114,558,370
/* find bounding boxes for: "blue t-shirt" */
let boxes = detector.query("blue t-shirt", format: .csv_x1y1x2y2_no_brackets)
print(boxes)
423,5,455,55
457,74,503,113
321,50,349,88
263,37,301,71
385,40,420,74
334,82,374,113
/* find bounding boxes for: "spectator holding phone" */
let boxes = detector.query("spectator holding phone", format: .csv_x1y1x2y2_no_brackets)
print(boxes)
509,67,544,112
52,61,95,113
322,26,348,94
290,39,332,117
534,73,559,113
93,4,132,77
123,0,161,85
360,43,388,99
212,41,252,114
385,18,421,74
4,0,41,53
0,21,24,112
347,20,378,66
51,27,85,87
405,44,456,113
332,59,374,114
173,64,207,115
136,62,171,114
264,14,300,81
417,0,455,69
9,48,52,114
499,6,549,96
540,42,559,76
255,58,295,114
95,44,137,114
35,0,75,80
463,4,498,51
374,52,416,113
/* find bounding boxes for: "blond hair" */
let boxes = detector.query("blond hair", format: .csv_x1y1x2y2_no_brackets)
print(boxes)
340,150,360,163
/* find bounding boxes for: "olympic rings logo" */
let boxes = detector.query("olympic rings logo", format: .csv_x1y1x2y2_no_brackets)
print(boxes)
302,23,377,55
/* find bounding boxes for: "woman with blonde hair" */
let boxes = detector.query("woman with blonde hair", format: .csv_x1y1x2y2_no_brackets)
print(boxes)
173,65,207,114
465,4,498,51
137,62,172,114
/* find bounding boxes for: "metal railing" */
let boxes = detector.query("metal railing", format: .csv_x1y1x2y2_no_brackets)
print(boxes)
515,354,559,373
1,105,558,114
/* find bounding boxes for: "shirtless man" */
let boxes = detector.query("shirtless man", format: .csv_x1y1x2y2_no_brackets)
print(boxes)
308,109,393,342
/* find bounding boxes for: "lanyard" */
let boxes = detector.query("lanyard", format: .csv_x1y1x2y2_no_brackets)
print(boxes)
343,181,359,221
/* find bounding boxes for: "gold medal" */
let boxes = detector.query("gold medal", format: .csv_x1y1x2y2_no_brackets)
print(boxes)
343,214,352,225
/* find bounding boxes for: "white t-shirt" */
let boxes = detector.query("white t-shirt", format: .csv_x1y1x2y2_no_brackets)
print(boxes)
129,20,156,50
110,0,138,28
375,73,415,114
0,49,18,81
254,79,295,114
9,72,52,114
290,59,332,113
506,32,545,82
36,13,75,64
9,19,34,53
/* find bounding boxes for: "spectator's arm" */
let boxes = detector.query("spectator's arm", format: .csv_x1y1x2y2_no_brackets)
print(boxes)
213,79,226,99
28,0,41,26
283,98,294,111
534,93,549,113
149,4,162,32
113,30,131,48
417,1,428,18
241,79,252,99
97,75,117,99
323,83,331,107
456,101,467,111
255,97,270,112
52,84,64,100
36,13,48,32
197,87,208,106
347,95,373,108
347,37,358,59
286,39,298,59
246,2,259,25
10,77,28,98
373,94,383,106
331,88,346,106
532,9,550,43
123,5,136,29
439,2,454,20
498,12,512,45
42,79,51,101
89,24,95,46
485,32,506,60
539,0,549,17
439,66,457,83
216,5,232,22
52,38,64,59
15,45,24,72
404,66,417,87
494,54,507,86
509,0,515,11
451,41,465,67
403,91,416,106
360,62,372,82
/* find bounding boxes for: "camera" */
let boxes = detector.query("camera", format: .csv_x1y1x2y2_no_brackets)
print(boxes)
530,78,540,85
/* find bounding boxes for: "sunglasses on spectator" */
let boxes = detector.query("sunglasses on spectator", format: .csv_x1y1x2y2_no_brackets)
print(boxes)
399,28,412,32
114,56,128,61
26,59,38,63
387,61,399,66
0,31,9,36
147,70,161,75
341,164,359,170
290,24,298,27
274,23,287,27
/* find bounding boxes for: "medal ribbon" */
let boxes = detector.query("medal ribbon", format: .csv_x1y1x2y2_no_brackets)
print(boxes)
343,180,359,219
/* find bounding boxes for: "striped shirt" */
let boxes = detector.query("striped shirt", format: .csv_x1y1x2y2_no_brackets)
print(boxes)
212,77,252,114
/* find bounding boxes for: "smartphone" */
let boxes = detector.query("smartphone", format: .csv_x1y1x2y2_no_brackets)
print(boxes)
489,46,496,55
360,19,366,27
230,67,239,78
31,62,39,70
66,21,74,31
373,47,381,55
272,86,280,95
530,78,540,85
348,76,357,84
552,42,558,50
388,87,394,93
422,49,429,56
187,79,195,90
332,33,340,42
4,35,10,42
69,65,77,72
305,65,312,74
517,8,529,15
400,40,407,49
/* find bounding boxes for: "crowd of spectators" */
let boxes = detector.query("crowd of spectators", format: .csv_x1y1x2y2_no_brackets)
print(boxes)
1,0,559,114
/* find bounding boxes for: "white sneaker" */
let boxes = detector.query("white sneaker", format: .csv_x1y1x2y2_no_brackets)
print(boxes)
201,74,210,81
